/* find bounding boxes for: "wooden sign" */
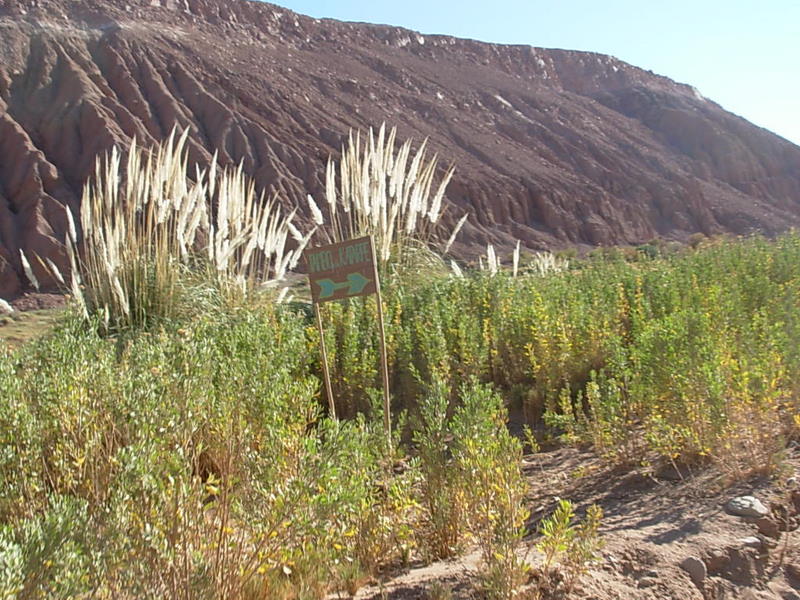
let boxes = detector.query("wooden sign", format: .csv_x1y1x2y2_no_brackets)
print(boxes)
305,236,392,448
306,236,378,304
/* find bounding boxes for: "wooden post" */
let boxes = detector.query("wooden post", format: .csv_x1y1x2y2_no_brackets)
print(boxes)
314,302,336,420
304,235,389,443
371,241,392,450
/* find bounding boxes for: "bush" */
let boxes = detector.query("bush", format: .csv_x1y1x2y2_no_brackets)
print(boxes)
414,377,529,597
534,499,604,595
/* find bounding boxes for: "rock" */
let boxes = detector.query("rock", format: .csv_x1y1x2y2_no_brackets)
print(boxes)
740,590,778,600
681,556,707,587
602,553,619,572
726,496,770,518
786,563,800,581
759,534,778,550
638,576,658,588
769,581,800,600
724,548,767,586
755,516,780,538
740,536,762,548
705,550,729,574
0,298,13,315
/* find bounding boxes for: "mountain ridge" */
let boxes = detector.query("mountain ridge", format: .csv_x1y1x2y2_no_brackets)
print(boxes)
1,0,799,297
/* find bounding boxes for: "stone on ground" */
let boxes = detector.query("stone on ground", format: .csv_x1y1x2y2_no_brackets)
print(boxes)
725,496,769,518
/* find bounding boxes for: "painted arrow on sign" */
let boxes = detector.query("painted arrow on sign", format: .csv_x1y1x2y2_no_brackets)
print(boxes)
316,272,372,299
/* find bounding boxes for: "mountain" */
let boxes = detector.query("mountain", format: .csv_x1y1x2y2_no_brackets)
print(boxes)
1,0,799,297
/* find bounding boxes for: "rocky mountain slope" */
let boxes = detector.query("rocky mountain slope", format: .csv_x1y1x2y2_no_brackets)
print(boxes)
1,0,799,297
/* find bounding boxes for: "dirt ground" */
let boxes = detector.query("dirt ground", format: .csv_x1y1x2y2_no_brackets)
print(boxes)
352,447,800,600
0,293,65,350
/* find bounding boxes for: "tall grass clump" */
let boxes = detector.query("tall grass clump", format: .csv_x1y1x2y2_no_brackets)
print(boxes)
306,123,467,416
61,128,311,331
312,123,466,271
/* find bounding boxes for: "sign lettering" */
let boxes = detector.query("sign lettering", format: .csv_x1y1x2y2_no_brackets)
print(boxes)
304,236,378,304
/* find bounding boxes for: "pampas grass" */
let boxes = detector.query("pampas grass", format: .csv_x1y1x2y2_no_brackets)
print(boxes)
317,124,466,269
477,245,568,278
60,128,310,331
530,251,569,276
19,250,39,291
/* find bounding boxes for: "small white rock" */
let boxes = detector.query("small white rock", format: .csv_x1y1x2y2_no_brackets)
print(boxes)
0,298,14,315
726,496,769,518
740,536,762,548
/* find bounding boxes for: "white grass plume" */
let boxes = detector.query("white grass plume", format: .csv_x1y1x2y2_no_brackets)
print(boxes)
486,244,499,276
65,128,309,329
19,250,39,291
530,251,569,276
320,124,461,269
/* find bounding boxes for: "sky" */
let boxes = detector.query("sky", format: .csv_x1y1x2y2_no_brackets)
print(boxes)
266,0,800,146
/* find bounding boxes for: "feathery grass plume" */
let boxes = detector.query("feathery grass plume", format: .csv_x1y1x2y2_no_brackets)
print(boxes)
443,213,468,255
19,250,40,291
65,206,78,244
319,123,460,270
530,251,569,276
41,257,66,286
65,128,310,331
307,194,324,226
512,240,521,278
485,244,499,276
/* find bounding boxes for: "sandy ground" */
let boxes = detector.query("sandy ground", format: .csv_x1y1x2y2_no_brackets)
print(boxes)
0,293,65,350
352,446,800,599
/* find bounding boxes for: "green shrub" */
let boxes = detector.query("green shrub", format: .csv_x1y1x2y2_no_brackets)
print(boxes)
413,376,529,597
535,499,604,595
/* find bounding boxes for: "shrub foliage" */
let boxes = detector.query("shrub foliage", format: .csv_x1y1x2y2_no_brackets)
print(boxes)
6,123,800,597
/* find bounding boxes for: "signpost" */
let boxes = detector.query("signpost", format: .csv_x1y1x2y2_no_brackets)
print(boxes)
305,236,391,445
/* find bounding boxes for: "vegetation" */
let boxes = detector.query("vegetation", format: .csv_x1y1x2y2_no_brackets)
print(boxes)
370,235,799,477
4,127,800,598
534,499,604,597
313,123,465,271
54,129,310,333
0,309,529,598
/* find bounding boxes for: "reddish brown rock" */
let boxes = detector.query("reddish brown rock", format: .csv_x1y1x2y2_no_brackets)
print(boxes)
1,0,799,296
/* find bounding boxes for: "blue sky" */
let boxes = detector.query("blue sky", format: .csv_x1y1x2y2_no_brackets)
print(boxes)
266,0,800,145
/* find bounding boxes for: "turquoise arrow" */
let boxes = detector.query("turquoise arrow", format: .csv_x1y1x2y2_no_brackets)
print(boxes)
317,272,371,299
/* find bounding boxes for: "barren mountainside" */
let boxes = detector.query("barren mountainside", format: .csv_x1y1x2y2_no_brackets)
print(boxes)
1,0,799,297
